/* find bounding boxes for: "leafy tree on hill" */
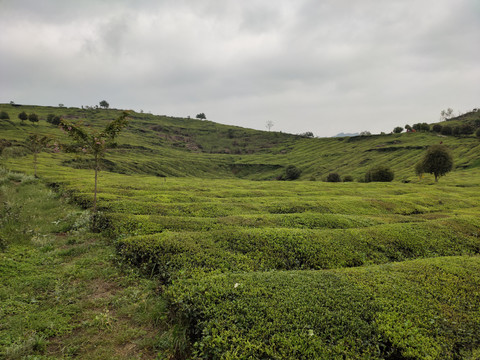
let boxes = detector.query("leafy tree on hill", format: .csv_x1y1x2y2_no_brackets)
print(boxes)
26,134,55,177
0,111,10,120
28,113,39,124
266,120,274,131
393,127,403,134
196,113,206,120
18,111,28,123
46,114,61,126
440,108,454,120
412,123,430,132
432,124,442,133
365,165,394,182
441,125,452,135
418,144,453,182
60,112,129,212
99,100,109,109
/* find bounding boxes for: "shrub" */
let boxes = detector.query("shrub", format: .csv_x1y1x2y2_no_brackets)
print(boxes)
0,111,10,120
284,165,302,180
365,166,394,182
476,128,480,138
412,123,430,132
343,175,354,182
18,111,28,122
47,114,61,126
432,124,442,133
393,127,403,134
326,172,341,182
441,125,452,135
28,113,39,124
460,124,474,135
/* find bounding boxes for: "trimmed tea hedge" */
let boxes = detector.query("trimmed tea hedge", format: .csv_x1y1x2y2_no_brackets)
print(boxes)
167,256,480,359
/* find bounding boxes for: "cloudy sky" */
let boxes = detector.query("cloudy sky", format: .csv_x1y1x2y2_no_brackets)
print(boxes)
1,1,479,137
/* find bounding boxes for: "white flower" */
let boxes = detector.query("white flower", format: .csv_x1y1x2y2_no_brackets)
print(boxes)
234,283,240,288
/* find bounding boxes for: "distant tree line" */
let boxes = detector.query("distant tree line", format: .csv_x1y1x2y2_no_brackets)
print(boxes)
394,122,477,136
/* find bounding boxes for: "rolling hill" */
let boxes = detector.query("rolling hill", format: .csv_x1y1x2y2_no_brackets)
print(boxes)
1,103,479,181
1,103,480,359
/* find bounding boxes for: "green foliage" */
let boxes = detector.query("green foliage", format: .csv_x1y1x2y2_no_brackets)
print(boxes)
393,126,403,134
326,172,341,182
46,113,61,125
167,256,480,359
419,144,453,182
28,113,39,124
99,100,109,109
283,165,302,180
343,175,354,182
18,111,28,122
60,111,129,211
0,170,168,358
432,124,442,133
441,125,452,135
2,103,480,358
476,128,480,138
412,123,430,132
196,112,206,120
0,111,10,120
365,165,394,182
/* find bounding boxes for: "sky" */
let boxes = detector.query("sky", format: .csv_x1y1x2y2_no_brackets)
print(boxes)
1,0,479,137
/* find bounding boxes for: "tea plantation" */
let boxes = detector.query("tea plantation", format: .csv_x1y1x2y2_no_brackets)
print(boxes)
1,103,480,359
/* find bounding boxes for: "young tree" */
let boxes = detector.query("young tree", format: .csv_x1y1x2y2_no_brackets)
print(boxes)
28,113,39,124
26,134,54,177
99,100,109,109
440,108,454,120
0,111,10,120
60,112,129,212
196,113,206,120
18,111,28,123
266,120,274,131
393,126,403,134
419,144,453,182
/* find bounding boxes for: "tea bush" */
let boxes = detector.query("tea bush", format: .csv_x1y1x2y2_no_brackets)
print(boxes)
167,256,480,359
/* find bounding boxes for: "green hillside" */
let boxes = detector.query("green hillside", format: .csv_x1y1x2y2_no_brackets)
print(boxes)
1,103,479,181
1,103,480,359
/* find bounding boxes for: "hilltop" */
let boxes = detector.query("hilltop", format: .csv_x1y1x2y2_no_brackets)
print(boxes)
1,103,479,181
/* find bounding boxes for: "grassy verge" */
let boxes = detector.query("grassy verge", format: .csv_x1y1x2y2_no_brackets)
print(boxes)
0,169,179,359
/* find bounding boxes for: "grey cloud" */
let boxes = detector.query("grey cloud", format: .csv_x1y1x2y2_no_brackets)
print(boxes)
1,0,479,137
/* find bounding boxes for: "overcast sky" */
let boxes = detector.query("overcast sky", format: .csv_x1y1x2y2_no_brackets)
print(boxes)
1,1,479,137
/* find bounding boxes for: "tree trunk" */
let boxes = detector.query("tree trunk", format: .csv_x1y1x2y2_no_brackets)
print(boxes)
94,154,98,212
34,151,37,178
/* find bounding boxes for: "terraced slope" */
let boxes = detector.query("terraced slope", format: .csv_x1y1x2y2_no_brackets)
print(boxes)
2,104,480,358
1,103,479,181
